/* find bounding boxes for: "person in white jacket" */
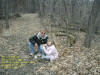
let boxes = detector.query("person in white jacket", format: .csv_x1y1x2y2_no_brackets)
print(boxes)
41,41,58,62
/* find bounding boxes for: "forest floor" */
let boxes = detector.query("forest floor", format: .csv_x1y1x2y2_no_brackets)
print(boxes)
0,14,100,75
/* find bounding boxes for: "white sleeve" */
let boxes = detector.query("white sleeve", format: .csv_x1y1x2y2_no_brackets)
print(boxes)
42,45,51,55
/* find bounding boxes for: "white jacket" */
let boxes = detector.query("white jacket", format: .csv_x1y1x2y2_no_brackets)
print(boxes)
42,45,58,61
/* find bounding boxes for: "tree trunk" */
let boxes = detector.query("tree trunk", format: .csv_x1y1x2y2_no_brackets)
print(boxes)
84,0,100,48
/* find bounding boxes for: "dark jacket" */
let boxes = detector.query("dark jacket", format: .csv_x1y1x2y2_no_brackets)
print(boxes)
29,32,48,45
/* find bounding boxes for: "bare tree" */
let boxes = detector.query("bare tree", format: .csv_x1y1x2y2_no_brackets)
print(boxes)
0,0,37,32
84,0,100,48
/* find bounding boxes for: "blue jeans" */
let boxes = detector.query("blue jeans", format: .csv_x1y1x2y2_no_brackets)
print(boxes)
29,42,42,54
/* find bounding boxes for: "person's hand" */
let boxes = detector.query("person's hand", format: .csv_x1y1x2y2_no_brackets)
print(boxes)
42,44,46,46
42,45,45,49
35,43,38,49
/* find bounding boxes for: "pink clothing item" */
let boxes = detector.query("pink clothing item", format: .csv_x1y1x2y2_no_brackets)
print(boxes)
42,45,58,61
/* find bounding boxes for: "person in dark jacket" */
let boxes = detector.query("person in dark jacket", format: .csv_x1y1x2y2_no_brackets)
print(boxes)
29,30,48,56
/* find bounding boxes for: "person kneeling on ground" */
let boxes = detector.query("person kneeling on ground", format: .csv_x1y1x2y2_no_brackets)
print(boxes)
29,30,48,56
41,40,58,62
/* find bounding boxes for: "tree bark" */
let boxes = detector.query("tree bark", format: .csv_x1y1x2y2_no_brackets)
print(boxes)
84,0,100,48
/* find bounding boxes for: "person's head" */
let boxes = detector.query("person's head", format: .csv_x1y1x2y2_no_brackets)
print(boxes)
47,39,55,46
40,30,46,37
47,41,52,46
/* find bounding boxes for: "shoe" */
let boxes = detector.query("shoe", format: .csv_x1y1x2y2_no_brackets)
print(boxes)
37,52,42,57
30,53,33,56
34,55,38,59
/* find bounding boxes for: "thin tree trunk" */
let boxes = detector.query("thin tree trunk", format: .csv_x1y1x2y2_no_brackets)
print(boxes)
5,0,9,28
84,0,100,48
